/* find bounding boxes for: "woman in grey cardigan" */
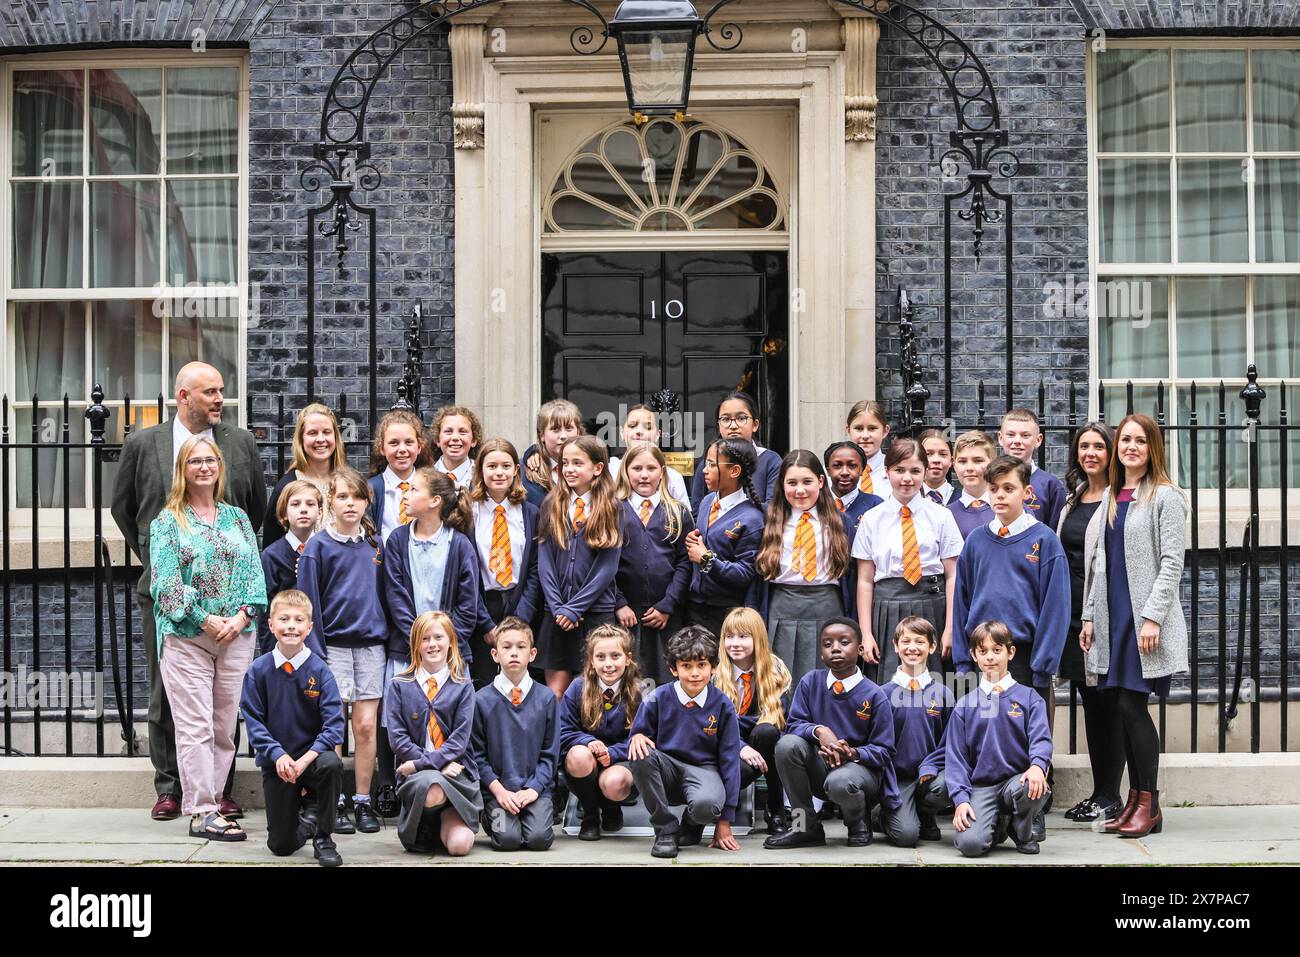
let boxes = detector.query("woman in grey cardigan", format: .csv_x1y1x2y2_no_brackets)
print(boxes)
1079,414,1188,839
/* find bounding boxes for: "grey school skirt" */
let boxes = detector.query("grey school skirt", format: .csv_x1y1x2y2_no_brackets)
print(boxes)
871,575,946,684
396,766,484,849
768,583,844,687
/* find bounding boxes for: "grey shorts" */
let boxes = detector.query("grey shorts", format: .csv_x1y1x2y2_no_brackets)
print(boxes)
326,644,387,702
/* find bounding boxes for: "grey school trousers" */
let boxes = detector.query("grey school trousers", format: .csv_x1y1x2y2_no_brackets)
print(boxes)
629,749,726,835
953,774,1050,858
776,734,881,827
484,794,554,851
881,772,949,847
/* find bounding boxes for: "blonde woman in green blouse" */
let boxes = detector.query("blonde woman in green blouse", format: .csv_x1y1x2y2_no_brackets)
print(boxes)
150,434,267,841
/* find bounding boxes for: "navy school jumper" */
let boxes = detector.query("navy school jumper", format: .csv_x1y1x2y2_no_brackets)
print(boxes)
558,676,637,762
537,524,621,624
381,522,482,664
384,672,478,778
471,683,561,797
258,534,303,655
241,650,346,770
295,532,386,659
688,491,765,612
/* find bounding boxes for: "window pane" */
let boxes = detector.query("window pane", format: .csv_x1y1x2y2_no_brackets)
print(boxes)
1101,384,1165,428
1175,49,1246,152
1096,277,1169,379
12,69,83,177
166,67,239,174
90,180,161,287
89,68,162,175
166,179,237,284
1178,386,1247,490
13,182,83,288
169,299,239,394
1176,276,1246,378
1252,50,1300,152
1097,49,1170,153
15,408,86,509
1099,160,1170,262
93,300,163,401
14,302,85,399
1254,276,1300,379
1176,159,1247,262
1254,159,1300,263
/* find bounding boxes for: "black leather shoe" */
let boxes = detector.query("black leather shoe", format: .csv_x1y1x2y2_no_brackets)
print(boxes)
333,801,356,835
1031,810,1046,843
1015,838,1040,855
847,820,873,847
764,826,826,849
375,784,400,818
579,814,602,841
313,836,343,867
354,802,381,833
301,804,319,830
765,811,792,836
919,814,942,842
1063,797,1095,821
651,832,678,859
600,803,624,833
676,821,704,847
1072,797,1121,823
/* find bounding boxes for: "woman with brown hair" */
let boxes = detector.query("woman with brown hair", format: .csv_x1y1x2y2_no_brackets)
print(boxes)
262,402,347,548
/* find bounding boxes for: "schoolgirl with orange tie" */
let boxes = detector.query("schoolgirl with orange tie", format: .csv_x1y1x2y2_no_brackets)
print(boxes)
846,400,891,499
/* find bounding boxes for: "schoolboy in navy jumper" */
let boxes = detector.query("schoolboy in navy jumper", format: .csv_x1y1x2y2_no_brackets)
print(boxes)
240,590,345,867
947,431,996,540
471,617,561,851
560,625,643,841
766,618,898,850
947,621,1053,856
688,391,782,513
258,480,322,655
879,617,954,847
628,626,742,859
998,409,1067,531
385,611,482,856
614,442,695,686
685,438,765,640
296,466,388,834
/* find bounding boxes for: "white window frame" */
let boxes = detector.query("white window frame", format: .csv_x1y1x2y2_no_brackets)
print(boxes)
1086,36,1300,505
0,49,250,520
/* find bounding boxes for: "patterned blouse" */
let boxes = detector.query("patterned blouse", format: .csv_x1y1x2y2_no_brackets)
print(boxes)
149,502,268,651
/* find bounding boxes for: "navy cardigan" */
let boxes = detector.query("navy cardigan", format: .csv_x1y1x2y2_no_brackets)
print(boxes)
384,673,478,777
381,522,481,664
613,498,695,618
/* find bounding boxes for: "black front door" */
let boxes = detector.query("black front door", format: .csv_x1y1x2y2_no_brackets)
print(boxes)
540,250,789,465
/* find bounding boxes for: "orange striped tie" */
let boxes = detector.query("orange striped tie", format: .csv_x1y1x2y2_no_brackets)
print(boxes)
639,498,653,526
397,481,412,525
835,497,845,512
832,680,846,694
793,512,817,582
282,662,294,675
739,672,753,714
572,497,586,532
991,684,1004,695
511,686,522,707
444,471,457,483
425,677,445,749
970,499,986,510
908,678,920,692
708,498,721,528
490,504,512,587
859,471,874,495
899,505,922,585
296,541,306,554
998,526,1010,538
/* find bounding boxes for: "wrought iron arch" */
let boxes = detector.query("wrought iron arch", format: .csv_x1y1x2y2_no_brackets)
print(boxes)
303,0,1020,430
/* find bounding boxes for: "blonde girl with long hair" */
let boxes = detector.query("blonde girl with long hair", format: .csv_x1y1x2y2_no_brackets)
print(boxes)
714,607,793,836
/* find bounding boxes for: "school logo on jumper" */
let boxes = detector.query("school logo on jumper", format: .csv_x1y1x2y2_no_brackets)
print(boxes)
304,675,321,698
926,705,942,718
703,714,719,735
1026,541,1041,564
723,520,744,540
856,699,872,720
1007,702,1024,719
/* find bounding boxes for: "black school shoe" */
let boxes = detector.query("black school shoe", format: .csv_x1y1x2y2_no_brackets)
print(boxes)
651,831,679,859
552,783,569,826
676,821,704,847
600,803,624,833
374,784,400,819
765,810,792,836
764,824,826,849
354,801,382,833
313,835,343,867
847,820,873,847
333,799,356,835
578,814,602,841
1015,838,1041,855
1031,809,1046,843
919,813,942,842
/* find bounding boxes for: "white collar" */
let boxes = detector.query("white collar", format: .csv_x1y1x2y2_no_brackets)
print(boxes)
891,668,932,690
717,488,747,511
731,662,754,682
826,669,864,693
1027,461,1040,474
673,681,710,708
980,673,1017,695
271,645,311,670
410,521,451,544
835,487,860,508
989,511,1037,537
415,664,451,690
866,450,886,470
571,490,592,508
597,678,621,695
283,530,310,552
324,523,365,544
960,487,989,507
494,671,533,702
383,466,415,491
753,442,767,457
172,415,214,446
630,491,661,511
789,507,820,526
886,493,925,515
435,457,472,481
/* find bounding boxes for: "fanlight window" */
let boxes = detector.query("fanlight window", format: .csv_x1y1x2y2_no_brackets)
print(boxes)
544,118,786,232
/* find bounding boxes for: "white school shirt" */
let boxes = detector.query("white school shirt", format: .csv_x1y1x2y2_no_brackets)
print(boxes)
272,645,312,670
705,488,749,526
834,488,862,513
924,482,954,506
826,668,864,693
988,511,1037,537
494,671,534,703
379,466,414,543
472,497,525,591
959,488,990,510
609,456,690,504
673,681,709,708
979,673,1017,696
434,456,474,490
773,508,837,586
324,523,365,544
891,668,933,690
860,450,889,496
415,664,453,750
171,416,214,466
851,494,964,582
569,491,593,527
628,491,662,525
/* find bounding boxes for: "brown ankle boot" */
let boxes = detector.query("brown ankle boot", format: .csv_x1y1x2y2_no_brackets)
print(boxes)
1101,789,1139,833
1118,791,1163,838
